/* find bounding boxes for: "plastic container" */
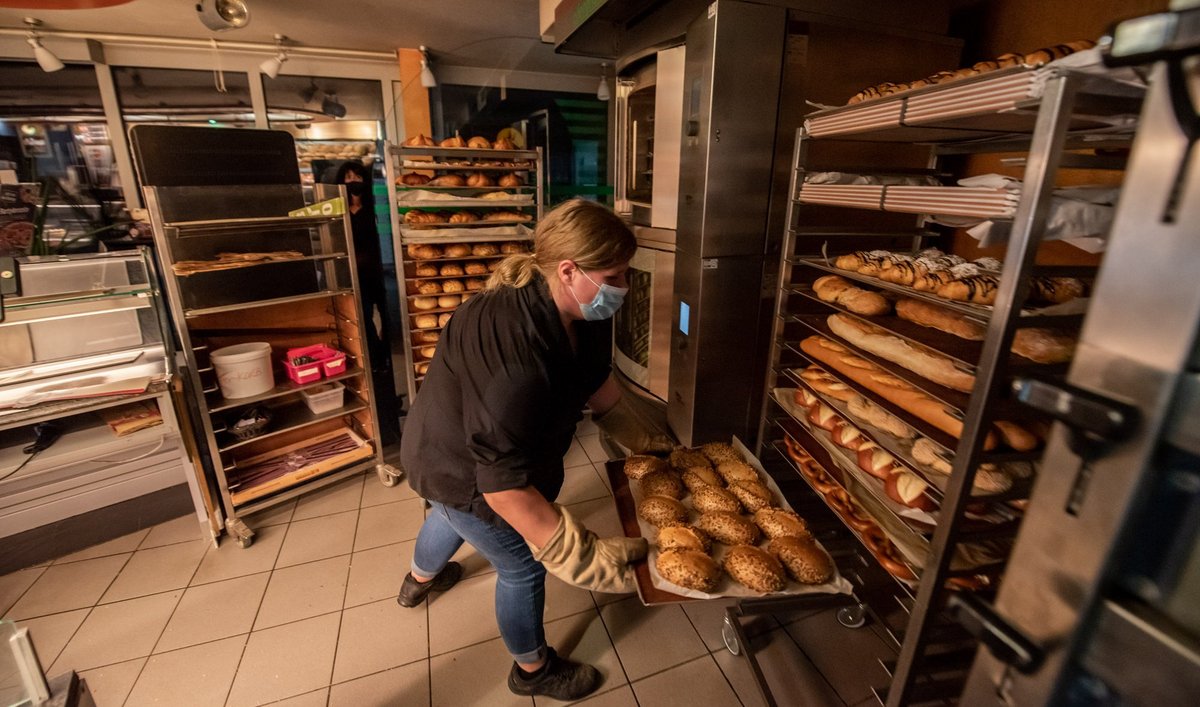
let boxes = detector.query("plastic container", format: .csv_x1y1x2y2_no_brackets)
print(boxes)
301,382,345,415
284,344,347,384
211,342,275,399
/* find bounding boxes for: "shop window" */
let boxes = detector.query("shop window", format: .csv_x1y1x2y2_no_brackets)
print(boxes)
113,66,253,128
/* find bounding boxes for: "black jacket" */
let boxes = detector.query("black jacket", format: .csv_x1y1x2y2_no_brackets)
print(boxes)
400,274,611,526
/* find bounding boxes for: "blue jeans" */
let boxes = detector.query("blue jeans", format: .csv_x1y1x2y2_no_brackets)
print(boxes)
411,501,548,664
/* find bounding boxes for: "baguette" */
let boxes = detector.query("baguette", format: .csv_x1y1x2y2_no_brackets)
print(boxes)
812,275,891,316
799,335,999,449
895,298,1076,363
846,395,914,440
993,420,1039,452
827,313,976,393
799,366,857,401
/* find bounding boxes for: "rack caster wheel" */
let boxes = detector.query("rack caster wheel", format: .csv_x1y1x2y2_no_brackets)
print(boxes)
376,463,403,488
226,518,254,549
722,616,741,656
837,604,867,629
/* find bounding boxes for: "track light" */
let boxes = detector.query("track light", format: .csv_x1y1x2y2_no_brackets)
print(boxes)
24,18,63,73
321,93,346,119
597,62,610,101
259,33,288,78
196,0,251,32
419,45,436,88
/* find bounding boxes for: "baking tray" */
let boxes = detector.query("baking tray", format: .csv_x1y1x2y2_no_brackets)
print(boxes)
605,438,853,606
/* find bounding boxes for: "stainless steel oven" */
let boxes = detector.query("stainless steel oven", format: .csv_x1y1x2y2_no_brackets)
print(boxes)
616,45,685,229
613,225,674,402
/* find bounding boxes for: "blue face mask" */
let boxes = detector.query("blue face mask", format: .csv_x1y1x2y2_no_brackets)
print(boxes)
571,268,628,321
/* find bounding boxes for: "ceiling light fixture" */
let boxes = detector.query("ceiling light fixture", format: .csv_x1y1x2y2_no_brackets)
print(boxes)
597,62,610,101
259,33,288,78
321,92,346,119
24,18,63,73
196,0,251,32
419,45,437,88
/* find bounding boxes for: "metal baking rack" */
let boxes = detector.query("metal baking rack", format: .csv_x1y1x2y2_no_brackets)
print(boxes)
385,142,544,402
753,65,1144,706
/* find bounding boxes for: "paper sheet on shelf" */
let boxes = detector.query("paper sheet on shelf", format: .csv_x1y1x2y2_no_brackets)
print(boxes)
395,189,533,204
635,436,852,600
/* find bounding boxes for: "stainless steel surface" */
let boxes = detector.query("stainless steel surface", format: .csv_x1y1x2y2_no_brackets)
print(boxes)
1080,600,1200,707
1165,373,1200,456
962,59,1200,706
676,0,786,259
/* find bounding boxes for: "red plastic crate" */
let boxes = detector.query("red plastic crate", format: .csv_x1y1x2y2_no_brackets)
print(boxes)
284,344,346,385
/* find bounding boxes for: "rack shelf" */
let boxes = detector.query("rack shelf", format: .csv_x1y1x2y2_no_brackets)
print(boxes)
208,365,366,413
183,289,354,318
216,398,369,452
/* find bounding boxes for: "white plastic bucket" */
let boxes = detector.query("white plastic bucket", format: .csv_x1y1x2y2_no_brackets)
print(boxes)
211,342,275,399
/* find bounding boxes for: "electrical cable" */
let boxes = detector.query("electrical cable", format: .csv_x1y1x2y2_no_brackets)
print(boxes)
0,448,43,483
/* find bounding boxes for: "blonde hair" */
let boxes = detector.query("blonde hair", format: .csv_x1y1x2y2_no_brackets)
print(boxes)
486,199,637,291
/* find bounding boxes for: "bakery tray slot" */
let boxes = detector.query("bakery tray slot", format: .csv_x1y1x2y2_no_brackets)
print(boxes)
215,398,368,453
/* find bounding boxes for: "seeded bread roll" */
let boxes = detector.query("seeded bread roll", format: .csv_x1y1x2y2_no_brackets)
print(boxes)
681,467,724,493
715,461,759,484
656,526,712,555
695,511,760,545
640,470,685,500
624,455,668,480
691,484,742,514
754,508,810,539
769,536,834,584
724,545,786,593
656,549,721,593
728,480,774,512
669,447,711,471
638,495,689,528
700,442,742,465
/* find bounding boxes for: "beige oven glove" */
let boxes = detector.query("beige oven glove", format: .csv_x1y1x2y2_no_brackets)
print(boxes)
593,394,675,455
530,505,647,594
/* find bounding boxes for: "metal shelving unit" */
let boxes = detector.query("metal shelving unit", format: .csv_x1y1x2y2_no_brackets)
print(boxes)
383,142,544,402
144,183,401,548
752,64,1144,705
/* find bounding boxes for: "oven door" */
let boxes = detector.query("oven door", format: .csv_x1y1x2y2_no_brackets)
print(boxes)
613,233,674,402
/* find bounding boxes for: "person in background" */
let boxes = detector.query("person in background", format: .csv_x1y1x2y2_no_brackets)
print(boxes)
333,160,399,445
397,199,672,701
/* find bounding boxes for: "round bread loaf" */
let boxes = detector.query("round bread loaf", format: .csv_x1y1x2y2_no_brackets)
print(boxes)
437,295,461,309
716,461,760,484
754,508,810,539
640,470,684,499
412,296,438,311
415,314,438,329
656,526,712,554
700,442,742,465
681,467,723,493
624,455,668,480
500,242,528,254
418,346,437,359
472,243,499,256
487,259,502,271
669,447,711,471
465,278,486,291
728,480,774,512
691,484,741,514
417,281,442,295
442,279,465,293
695,511,760,545
638,495,689,528
413,331,440,344
407,244,441,260
724,545,786,593
438,312,453,328
460,293,473,303
445,244,472,258
440,263,465,277
656,550,720,593
414,361,430,376
415,264,439,277
464,262,488,275
768,536,833,585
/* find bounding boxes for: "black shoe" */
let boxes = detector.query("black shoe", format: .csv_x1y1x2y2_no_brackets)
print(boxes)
396,562,463,607
507,647,601,701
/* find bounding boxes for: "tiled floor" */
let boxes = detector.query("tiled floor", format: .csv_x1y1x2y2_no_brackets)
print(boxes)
0,425,891,707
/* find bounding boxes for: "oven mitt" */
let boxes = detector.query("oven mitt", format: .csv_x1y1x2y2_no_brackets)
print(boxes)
530,504,647,594
593,393,675,455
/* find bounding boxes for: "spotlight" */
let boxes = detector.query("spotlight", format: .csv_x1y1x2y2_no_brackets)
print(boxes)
196,0,250,32
321,93,346,119
259,34,288,79
419,46,437,88
597,62,610,101
24,18,63,73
